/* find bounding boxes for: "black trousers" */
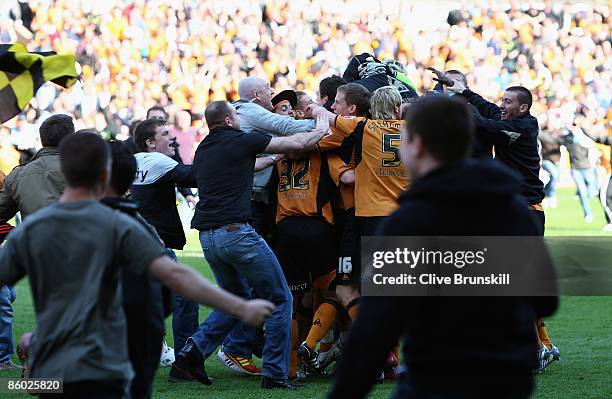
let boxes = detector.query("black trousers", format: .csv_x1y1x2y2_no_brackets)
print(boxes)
124,306,164,399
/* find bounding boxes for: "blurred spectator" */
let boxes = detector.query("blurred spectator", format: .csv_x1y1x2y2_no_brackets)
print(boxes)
171,111,197,164
563,127,599,223
539,127,563,208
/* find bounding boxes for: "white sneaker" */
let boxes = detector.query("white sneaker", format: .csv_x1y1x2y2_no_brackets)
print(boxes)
603,224,612,232
585,215,593,224
549,197,558,209
160,341,175,367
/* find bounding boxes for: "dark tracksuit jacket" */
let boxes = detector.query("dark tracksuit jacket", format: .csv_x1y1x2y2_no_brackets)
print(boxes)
461,89,544,206
328,160,558,399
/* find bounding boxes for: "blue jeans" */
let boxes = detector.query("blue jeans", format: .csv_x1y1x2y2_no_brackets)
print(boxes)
571,168,598,217
220,281,258,358
0,285,16,364
192,224,292,379
167,248,199,353
542,160,559,198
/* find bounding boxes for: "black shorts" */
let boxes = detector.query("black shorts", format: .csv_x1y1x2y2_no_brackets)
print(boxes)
336,215,387,286
334,208,359,286
275,216,336,294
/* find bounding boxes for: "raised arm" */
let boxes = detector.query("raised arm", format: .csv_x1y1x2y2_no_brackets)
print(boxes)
460,89,502,120
243,107,315,136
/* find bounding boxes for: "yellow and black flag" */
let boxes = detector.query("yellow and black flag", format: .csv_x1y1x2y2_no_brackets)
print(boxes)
0,43,78,123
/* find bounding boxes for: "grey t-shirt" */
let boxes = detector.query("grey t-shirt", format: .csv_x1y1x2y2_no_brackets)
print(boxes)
0,201,166,382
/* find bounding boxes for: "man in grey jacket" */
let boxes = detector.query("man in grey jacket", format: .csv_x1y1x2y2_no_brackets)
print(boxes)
233,77,315,237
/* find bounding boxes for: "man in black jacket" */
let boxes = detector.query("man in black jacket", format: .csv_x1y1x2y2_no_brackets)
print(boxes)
445,80,545,227
131,118,199,374
441,79,559,367
328,96,557,399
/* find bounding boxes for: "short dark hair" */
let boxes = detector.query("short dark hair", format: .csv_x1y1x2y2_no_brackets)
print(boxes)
39,114,75,147
506,86,533,111
404,96,474,163
337,83,371,116
108,140,136,196
146,105,168,120
205,101,234,130
59,132,110,188
134,119,166,152
319,75,344,102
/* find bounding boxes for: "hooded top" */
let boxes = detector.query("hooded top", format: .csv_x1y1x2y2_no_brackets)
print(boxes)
329,159,558,399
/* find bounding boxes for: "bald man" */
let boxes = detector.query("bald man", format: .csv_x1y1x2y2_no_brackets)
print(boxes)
233,77,315,239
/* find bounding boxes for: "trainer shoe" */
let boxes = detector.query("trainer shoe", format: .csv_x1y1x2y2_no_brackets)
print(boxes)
317,344,341,370
534,344,552,374
170,340,213,385
261,376,304,390
297,342,320,371
549,345,560,362
216,349,261,376
160,340,175,368
383,352,400,381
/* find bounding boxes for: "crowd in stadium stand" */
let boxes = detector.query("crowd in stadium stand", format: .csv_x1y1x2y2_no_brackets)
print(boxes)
0,0,609,163
0,1,610,396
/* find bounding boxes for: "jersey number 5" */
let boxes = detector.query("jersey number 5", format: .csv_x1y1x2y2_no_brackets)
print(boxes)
382,133,401,167
279,159,310,192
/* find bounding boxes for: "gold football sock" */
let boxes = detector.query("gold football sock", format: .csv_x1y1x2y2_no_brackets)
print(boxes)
537,318,552,349
305,302,338,349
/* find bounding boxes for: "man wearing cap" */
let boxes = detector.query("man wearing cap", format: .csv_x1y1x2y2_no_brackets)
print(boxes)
272,90,298,118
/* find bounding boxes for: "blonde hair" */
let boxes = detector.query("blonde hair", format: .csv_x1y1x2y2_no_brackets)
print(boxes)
370,86,402,120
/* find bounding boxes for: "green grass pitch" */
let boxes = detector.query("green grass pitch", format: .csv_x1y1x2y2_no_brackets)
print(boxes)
2,188,611,398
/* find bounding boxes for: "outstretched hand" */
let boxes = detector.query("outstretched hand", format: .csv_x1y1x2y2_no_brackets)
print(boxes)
426,67,454,86
315,115,332,136
237,299,276,327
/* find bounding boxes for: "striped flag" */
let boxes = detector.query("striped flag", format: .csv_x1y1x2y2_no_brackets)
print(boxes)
0,43,78,123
